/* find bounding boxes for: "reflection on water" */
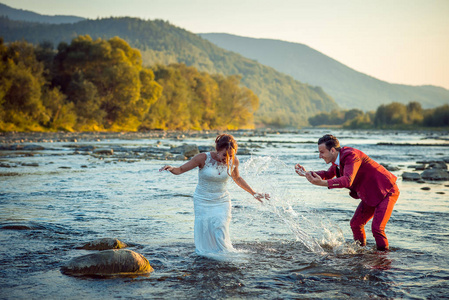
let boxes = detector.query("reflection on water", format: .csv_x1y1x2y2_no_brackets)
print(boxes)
1,130,448,299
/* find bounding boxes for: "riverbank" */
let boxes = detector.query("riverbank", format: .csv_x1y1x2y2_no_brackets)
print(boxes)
1,128,448,144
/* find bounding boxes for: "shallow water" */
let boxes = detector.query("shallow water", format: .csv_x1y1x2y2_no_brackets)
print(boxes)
1,129,448,299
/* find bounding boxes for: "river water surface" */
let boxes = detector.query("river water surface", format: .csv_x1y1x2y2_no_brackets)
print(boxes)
1,129,448,299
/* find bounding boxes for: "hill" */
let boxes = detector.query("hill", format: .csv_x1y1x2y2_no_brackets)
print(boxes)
0,3,84,24
199,33,449,110
0,13,338,127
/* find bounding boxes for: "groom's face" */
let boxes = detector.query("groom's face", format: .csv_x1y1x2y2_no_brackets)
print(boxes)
318,143,337,164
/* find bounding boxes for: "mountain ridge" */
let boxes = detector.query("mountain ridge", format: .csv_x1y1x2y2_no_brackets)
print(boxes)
0,3,84,24
199,33,449,110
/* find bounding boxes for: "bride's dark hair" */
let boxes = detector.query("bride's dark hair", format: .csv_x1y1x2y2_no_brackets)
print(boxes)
215,134,238,176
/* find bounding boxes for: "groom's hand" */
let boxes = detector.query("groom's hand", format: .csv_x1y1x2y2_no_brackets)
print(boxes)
306,172,328,187
295,163,306,176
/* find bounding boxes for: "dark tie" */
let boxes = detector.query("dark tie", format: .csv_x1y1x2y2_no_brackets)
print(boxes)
333,163,340,177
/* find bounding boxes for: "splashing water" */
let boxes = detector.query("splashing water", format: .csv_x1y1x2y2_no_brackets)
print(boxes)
239,155,353,254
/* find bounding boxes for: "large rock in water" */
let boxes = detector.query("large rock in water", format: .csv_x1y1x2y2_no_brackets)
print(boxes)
402,172,421,181
427,161,448,170
77,238,128,250
421,169,449,181
183,144,199,158
61,249,153,276
171,144,199,158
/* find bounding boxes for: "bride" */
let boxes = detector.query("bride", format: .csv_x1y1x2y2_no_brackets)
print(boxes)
160,134,268,257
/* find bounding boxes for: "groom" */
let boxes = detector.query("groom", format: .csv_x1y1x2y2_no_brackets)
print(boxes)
295,134,399,251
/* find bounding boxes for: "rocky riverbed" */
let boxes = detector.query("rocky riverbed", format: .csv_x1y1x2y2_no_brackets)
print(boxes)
1,130,448,183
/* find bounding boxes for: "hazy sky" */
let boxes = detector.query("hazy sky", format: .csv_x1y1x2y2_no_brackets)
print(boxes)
3,0,449,89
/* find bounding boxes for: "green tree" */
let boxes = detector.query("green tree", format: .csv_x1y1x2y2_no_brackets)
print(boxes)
374,102,407,127
406,101,424,125
144,64,258,130
53,35,162,131
35,41,56,81
65,71,104,130
308,109,345,126
214,74,259,129
144,65,191,130
344,109,364,122
344,112,374,129
41,87,77,131
423,104,449,127
0,39,49,130
193,73,220,129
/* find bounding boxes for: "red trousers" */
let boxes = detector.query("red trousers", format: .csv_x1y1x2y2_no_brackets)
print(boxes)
350,184,399,251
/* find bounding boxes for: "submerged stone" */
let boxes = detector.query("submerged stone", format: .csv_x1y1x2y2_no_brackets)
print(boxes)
421,169,449,181
183,144,199,158
170,144,199,158
78,238,128,250
22,144,46,151
61,249,153,276
174,154,187,161
1,225,33,230
427,161,447,170
21,162,39,167
402,172,421,181
93,148,114,155
237,148,251,155
198,145,215,153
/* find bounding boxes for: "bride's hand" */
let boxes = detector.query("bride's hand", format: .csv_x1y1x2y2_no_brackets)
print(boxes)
159,165,173,172
253,192,270,202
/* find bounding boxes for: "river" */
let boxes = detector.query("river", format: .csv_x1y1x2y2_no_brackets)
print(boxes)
1,129,448,299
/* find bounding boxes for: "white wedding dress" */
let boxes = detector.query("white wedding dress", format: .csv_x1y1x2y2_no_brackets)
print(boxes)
193,152,235,256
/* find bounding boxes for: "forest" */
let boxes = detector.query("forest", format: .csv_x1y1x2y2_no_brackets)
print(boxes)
0,16,339,127
1,29,446,132
308,102,449,129
0,36,258,132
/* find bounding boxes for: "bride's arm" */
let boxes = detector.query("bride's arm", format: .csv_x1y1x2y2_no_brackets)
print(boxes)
231,157,266,202
159,153,206,175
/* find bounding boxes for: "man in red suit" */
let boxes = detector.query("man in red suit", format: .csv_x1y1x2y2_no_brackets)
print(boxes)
295,134,399,251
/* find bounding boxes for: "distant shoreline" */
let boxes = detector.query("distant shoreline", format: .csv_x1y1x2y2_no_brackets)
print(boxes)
1,129,448,145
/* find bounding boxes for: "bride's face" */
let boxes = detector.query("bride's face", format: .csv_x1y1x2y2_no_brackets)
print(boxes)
216,149,234,164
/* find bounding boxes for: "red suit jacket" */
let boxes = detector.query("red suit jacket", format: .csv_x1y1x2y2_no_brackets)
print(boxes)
315,147,397,207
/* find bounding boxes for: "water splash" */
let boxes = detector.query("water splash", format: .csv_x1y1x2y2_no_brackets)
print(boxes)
239,155,350,254
196,248,250,263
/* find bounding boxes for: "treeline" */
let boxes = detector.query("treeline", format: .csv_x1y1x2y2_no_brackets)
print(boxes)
0,35,258,132
1,16,339,127
145,65,258,130
309,102,449,128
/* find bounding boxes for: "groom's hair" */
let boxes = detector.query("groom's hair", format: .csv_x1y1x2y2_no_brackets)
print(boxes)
318,134,341,151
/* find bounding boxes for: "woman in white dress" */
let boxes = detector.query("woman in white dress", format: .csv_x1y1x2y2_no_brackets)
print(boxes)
160,134,268,256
